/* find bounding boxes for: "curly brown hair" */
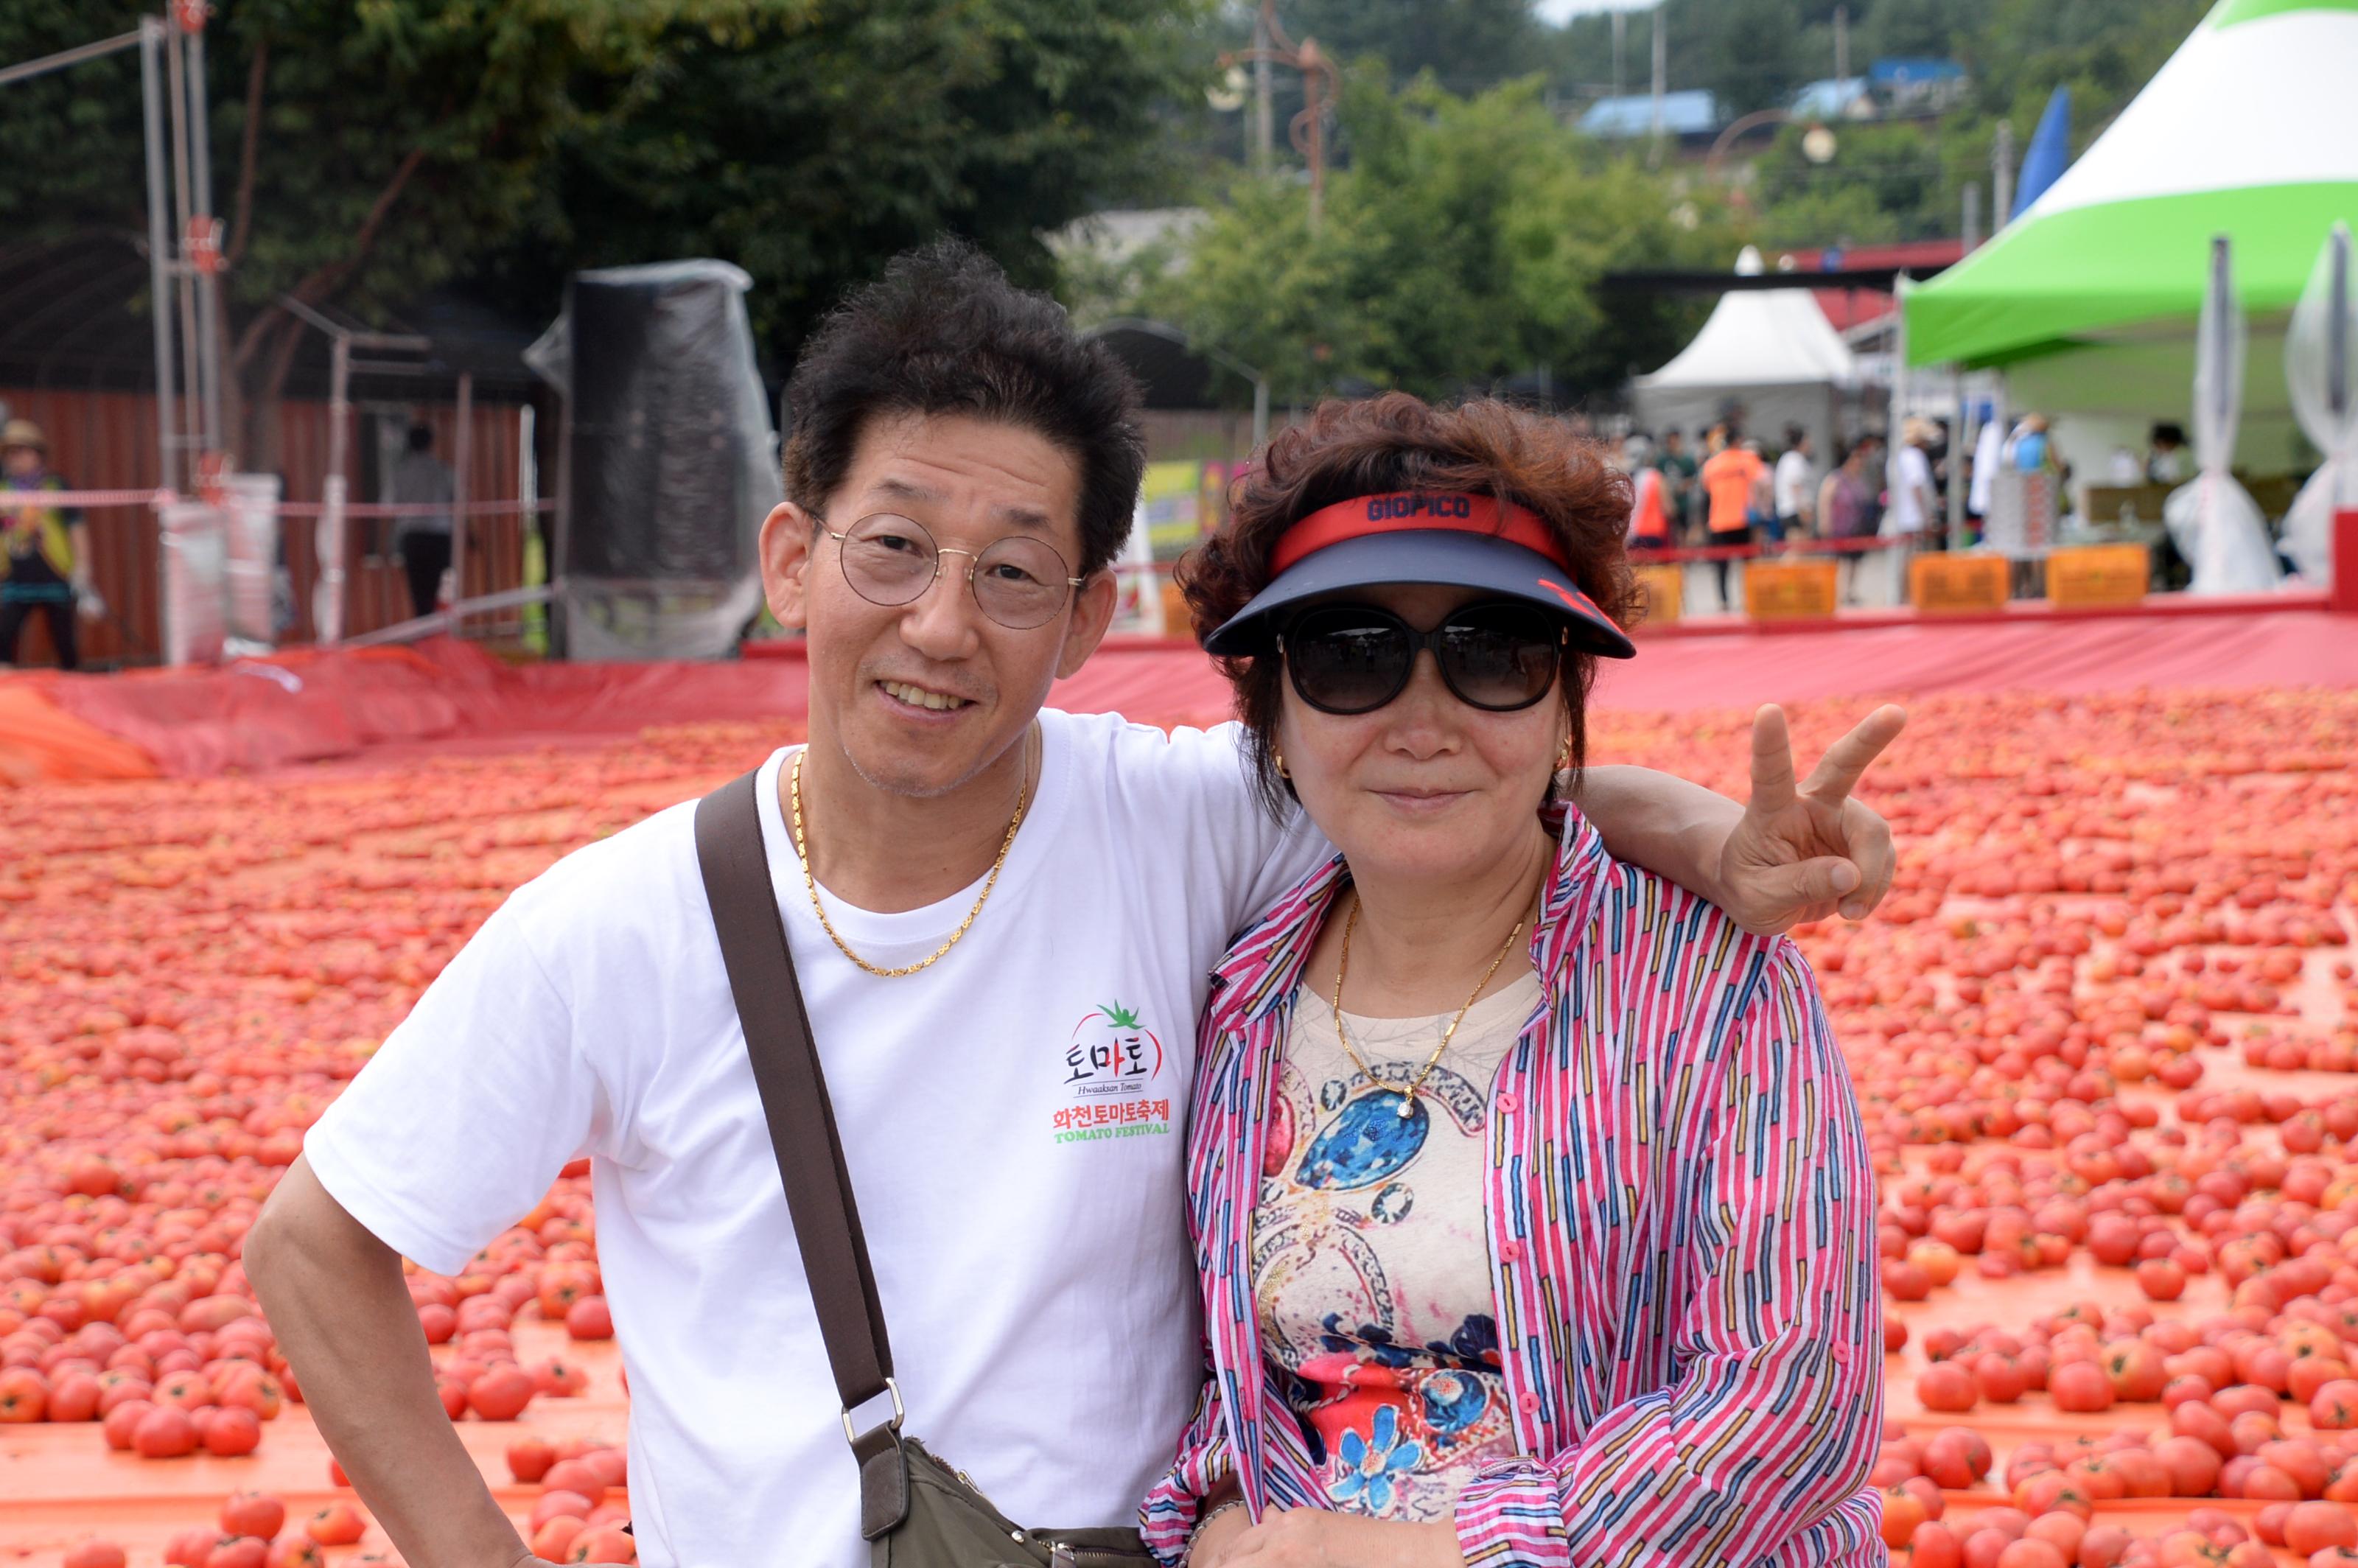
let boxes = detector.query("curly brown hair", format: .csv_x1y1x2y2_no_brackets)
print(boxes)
1177,393,1640,818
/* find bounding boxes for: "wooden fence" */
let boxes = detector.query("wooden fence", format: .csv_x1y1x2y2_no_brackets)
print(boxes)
0,385,537,666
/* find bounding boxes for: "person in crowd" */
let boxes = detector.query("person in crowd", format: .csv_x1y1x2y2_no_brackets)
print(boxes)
392,422,458,620
1774,423,1817,542
2011,413,2053,476
1924,417,1953,537
1817,438,1877,605
1652,427,1698,545
1623,433,1669,553
2148,421,2193,486
1969,411,2003,528
1,419,98,670
244,240,1902,1568
1151,392,1889,1567
1700,426,1767,609
1876,420,1939,604
1886,419,1937,539
1855,433,1887,534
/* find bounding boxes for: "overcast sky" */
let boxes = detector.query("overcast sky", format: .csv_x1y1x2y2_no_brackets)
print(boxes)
1535,0,1659,19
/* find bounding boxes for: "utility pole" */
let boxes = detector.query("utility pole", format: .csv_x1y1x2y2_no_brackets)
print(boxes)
1834,4,1850,83
1253,0,1274,177
1299,38,1329,230
1227,7,1338,228
1650,3,1667,164
1962,181,1981,252
1612,8,1626,99
1993,119,2015,231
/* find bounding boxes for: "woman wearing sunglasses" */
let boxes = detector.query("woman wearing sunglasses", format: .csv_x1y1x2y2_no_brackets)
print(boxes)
1144,395,1883,1568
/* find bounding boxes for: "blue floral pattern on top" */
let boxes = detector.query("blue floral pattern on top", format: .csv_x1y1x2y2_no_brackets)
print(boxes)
1249,984,1532,1522
1326,1404,1424,1513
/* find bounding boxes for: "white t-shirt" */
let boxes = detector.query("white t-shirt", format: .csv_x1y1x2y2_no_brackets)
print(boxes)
1885,444,1935,536
304,710,1326,1568
1773,449,1814,519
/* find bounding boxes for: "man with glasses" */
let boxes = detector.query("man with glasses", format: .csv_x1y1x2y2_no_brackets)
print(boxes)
248,240,1902,1568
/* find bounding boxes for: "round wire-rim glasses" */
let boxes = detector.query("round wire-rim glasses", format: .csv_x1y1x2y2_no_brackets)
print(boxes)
822,513,1085,631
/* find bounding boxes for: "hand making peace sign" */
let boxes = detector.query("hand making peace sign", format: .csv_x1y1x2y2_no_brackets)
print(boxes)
1715,702,1908,937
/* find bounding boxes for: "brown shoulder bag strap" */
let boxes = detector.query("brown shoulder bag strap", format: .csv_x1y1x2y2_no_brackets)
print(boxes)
693,769,900,1442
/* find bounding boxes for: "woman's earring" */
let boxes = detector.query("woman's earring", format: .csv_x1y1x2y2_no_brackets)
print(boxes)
1556,736,1572,772
1275,750,1291,780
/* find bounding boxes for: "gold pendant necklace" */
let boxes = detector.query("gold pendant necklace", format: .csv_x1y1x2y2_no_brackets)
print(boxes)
1330,892,1526,1119
789,738,1029,979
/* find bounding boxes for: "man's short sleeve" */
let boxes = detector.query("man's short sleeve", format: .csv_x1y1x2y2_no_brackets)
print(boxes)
1149,721,1329,936
302,891,607,1276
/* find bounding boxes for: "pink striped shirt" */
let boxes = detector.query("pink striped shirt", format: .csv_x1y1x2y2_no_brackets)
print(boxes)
1141,806,1886,1566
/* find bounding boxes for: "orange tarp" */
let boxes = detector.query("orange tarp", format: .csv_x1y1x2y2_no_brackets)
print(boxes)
0,678,158,786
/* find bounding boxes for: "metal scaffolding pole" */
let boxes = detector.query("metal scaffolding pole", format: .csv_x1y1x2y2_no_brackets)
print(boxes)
0,29,141,87
318,335,351,646
162,22,204,472
138,18,181,493
183,15,224,461
448,373,473,629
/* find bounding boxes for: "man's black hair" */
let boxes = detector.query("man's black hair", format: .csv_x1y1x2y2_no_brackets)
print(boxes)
781,237,1146,579
1784,423,1807,449
407,423,433,453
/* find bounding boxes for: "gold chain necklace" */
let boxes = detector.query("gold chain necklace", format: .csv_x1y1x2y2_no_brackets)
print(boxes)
1331,892,1526,1120
789,741,1029,979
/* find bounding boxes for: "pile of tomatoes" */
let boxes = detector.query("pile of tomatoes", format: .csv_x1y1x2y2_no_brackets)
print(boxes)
1600,688,2358,1565
4,687,2357,1566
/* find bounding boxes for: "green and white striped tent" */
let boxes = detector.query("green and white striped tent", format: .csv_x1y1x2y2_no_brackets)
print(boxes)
1902,0,2358,450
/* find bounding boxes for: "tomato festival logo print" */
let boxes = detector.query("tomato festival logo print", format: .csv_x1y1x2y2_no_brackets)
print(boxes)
1053,1001,1172,1144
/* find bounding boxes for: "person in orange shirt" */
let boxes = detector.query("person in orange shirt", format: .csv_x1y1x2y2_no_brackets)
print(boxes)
1625,433,1670,552
1700,432,1768,610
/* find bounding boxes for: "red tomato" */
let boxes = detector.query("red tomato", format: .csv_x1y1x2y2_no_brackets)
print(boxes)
541,1459,607,1508
466,1365,534,1421
508,1435,559,1483
131,1404,197,1458
62,1544,127,1568
220,1491,285,1541
301,1504,364,1548
564,1296,614,1341
202,1406,262,1457
530,1519,587,1562
568,1527,636,1564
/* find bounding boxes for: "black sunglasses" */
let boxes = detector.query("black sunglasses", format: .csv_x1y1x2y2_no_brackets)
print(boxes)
1277,601,1567,716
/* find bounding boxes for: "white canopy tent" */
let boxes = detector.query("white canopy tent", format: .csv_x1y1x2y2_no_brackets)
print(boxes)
1632,247,1867,461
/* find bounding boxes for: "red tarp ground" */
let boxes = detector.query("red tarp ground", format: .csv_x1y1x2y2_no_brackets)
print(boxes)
4,609,2355,781
1046,609,2358,725
15,641,810,780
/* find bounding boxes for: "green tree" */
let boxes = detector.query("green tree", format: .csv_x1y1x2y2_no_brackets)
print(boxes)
0,1,774,464
1752,117,1962,241
1279,0,1544,95
1963,0,2208,125
1750,181,1902,251
525,0,1214,365
1138,74,1734,405
1858,0,1987,65
0,0,1211,462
